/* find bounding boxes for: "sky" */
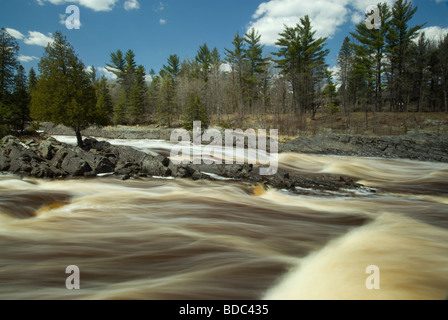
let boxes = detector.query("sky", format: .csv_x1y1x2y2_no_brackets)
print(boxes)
1,0,447,81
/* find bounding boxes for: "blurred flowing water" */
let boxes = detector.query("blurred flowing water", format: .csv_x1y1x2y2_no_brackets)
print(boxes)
0,137,447,300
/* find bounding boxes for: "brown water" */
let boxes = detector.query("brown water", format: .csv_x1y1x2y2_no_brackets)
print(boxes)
0,150,447,300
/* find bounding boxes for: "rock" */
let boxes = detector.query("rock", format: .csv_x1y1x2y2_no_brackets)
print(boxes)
0,150,11,171
141,157,172,177
38,141,54,160
61,151,93,176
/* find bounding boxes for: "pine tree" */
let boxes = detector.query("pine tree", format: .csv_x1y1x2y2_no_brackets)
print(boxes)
244,28,269,110
162,55,181,80
351,3,392,112
0,28,19,103
94,76,113,124
113,90,127,125
386,0,425,110
337,37,354,116
225,32,246,121
27,67,37,93
106,50,126,83
128,65,147,123
158,73,176,127
30,31,99,147
196,43,211,83
12,65,30,133
183,92,208,130
273,15,329,115
438,34,448,113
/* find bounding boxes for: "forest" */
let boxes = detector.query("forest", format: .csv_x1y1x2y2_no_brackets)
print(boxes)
0,0,447,145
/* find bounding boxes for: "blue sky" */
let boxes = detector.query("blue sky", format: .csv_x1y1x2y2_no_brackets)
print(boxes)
1,0,447,80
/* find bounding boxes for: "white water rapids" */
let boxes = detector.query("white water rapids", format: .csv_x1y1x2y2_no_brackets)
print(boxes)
0,136,447,300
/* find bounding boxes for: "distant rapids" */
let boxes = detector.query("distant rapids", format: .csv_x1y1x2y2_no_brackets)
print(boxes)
0,137,447,300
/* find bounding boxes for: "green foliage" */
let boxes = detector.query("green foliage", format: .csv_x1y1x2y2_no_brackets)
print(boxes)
162,55,181,80
183,93,208,130
157,74,176,127
273,15,329,113
128,65,147,123
30,31,100,146
113,90,127,125
0,28,20,102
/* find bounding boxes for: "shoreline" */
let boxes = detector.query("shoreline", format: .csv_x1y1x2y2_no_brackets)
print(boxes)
41,123,448,163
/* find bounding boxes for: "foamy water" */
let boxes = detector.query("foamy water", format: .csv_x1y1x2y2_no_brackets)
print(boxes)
0,138,447,300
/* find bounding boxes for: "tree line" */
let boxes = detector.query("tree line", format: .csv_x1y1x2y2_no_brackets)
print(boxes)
0,0,447,146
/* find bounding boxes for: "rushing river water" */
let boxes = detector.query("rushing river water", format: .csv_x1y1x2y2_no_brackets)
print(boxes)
0,137,447,300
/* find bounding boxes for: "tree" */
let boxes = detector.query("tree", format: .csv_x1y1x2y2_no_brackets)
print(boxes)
162,54,181,80
183,92,208,130
27,67,37,93
338,37,354,116
386,0,424,110
438,34,448,113
128,65,147,123
0,28,19,103
30,31,102,147
273,15,329,116
158,73,176,127
225,32,246,122
12,65,30,133
94,76,113,124
244,28,269,111
196,43,211,83
113,90,126,125
351,3,392,112
106,50,126,83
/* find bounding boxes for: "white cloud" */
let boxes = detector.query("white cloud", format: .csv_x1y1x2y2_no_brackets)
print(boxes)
248,0,395,46
98,67,118,80
24,31,54,47
220,63,232,73
124,0,140,11
18,55,39,63
5,28,25,40
416,26,448,43
159,19,167,25
435,0,447,3
37,0,119,12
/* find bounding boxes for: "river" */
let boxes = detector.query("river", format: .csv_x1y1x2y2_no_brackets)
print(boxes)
0,137,447,300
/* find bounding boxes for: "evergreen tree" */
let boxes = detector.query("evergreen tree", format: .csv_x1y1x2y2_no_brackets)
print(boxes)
113,90,127,125
386,0,424,110
30,31,101,147
438,34,448,113
128,65,147,123
162,55,181,80
351,3,391,112
12,65,30,133
273,15,329,115
0,28,19,103
337,37,354,116
147,69,161,120
225,32,246,121
196,43,211,83
106,50,126,83
27,67,37,93
94,76,113,124
183,93,208,130
244,29,269,111
158,73,176,127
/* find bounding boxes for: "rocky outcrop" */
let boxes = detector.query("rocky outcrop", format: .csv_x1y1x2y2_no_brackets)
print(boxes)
280,132,448,163
0,135,364,193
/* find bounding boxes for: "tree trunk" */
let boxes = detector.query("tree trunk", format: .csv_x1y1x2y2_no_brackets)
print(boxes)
74,127,84,148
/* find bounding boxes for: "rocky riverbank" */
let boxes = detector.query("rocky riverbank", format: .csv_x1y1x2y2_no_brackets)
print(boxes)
280,131,448,163
41,123,448,163
0,135,364,194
